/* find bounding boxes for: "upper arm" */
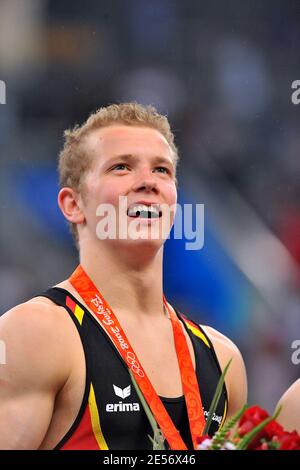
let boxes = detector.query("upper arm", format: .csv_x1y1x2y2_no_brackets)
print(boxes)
202,325,248,420
0,301,70,449
276,379,300,433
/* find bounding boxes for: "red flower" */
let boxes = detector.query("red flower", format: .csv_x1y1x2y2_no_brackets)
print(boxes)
277,431,300,450
238,405,284,449
262,420,284,440
238,406,269,436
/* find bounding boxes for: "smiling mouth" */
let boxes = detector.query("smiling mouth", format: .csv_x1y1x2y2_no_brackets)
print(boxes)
127,204,162,219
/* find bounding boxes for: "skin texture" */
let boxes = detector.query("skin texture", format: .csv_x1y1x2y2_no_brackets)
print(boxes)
276,379,300,433
0,125,247,449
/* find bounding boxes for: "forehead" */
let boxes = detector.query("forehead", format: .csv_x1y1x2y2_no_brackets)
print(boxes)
85,125,174,164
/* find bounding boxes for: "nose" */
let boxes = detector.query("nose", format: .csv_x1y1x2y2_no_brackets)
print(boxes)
132,169,159,194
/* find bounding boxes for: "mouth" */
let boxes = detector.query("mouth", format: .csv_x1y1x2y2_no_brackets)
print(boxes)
127,203,162,219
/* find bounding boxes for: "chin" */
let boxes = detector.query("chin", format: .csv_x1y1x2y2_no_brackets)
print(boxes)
114,235,166,255
125,236,165,247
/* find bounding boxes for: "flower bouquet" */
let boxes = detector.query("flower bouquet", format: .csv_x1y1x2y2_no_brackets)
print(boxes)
130,360,300,451
197,404,300,450
196,359,300,451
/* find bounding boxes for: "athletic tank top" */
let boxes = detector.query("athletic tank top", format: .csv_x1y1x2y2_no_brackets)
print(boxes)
39,287,228,450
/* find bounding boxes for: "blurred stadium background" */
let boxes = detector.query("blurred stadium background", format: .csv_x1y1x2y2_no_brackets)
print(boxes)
0,0,299,412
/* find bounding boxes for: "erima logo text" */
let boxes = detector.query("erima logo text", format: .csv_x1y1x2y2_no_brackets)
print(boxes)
106,384,140,413
106,402,140,412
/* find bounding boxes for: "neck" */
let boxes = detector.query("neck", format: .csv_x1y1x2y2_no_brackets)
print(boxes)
78,239,166,319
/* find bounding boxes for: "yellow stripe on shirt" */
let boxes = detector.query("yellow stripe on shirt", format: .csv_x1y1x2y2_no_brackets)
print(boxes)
88,383,109,450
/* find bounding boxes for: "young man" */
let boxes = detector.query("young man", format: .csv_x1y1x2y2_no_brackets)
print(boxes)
0,103,247,450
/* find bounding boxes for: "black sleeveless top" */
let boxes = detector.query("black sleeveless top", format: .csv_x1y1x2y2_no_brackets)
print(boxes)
39,287,228,450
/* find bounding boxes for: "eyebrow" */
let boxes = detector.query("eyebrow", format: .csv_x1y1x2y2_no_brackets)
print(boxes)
108,154,174,167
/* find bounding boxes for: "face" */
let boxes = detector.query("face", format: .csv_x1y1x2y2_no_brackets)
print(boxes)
78,125,177,250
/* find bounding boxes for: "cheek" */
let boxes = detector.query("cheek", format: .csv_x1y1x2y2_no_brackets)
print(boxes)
167,183,177,206
101,188,123,208
88,181,121,208
164,185,177,223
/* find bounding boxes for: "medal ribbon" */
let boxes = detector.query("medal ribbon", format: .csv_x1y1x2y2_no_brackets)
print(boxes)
69,265,205,449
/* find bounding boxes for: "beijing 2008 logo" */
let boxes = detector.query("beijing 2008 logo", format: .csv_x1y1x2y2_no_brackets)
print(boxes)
126,351,145,377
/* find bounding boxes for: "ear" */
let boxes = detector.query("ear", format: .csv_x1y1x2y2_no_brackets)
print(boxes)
57,187,85,225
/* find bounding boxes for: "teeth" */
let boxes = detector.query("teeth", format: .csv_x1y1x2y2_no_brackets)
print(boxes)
127,204,160,218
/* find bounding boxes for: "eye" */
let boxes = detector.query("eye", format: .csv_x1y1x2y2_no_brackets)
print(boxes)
112,163,130,171
154,166,170,174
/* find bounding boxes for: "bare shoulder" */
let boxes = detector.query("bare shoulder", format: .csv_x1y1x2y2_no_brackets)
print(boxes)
279,378,300,399
1,295,66,326
278,378,300,410
201,325,244,362
276,379,300,433
0,296,73,390
1,295,68,336
201,325,248,418
0,296,77,448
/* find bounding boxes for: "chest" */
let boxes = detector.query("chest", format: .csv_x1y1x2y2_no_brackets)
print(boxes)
114,317,196,398
42,297,226,449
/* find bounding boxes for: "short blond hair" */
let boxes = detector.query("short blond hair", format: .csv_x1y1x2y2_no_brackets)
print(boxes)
58,102,179,244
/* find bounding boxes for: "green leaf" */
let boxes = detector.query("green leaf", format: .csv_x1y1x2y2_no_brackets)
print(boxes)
202,358,232,436
129,370,166,450
210,404,248,449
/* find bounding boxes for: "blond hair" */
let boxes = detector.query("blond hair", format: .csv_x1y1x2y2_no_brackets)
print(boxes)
58,102,179,244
